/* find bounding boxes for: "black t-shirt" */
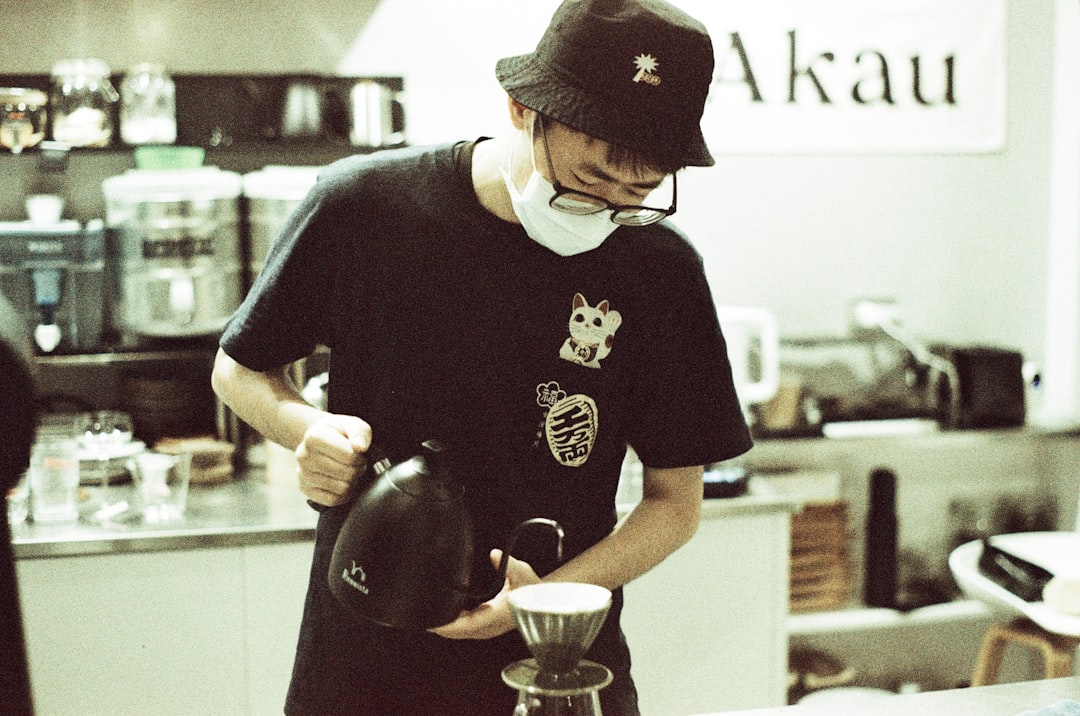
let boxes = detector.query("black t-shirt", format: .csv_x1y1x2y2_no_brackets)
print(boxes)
220,140,751,714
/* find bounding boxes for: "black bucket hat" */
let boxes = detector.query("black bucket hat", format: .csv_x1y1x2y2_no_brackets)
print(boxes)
496,0,715,168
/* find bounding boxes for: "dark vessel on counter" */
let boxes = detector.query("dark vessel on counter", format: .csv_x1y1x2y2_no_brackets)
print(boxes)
864,468,898,609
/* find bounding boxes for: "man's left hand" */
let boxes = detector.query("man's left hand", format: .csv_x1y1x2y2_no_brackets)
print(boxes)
428,549,540,640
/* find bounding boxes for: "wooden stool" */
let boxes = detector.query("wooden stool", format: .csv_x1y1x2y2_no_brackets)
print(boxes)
971,618,1080,686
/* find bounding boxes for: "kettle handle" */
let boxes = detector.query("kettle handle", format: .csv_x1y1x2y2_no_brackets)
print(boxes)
305,442,394,513
463,517,565,602
368,442,393,475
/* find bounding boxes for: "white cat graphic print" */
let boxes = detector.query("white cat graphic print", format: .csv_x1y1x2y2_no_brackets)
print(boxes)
533,293,620,467
559,293,621,370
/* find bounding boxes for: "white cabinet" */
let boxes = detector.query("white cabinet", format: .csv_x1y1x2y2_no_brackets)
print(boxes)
242,542,314,715
16,541,313,716
15,497,796,716
621,498,794,715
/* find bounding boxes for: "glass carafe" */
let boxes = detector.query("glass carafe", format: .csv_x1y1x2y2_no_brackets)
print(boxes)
50,58,119,147
120,63,176,145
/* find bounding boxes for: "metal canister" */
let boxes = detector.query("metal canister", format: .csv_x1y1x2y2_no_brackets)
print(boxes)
241,165,321,278
102,167,243,341
349,80,405,148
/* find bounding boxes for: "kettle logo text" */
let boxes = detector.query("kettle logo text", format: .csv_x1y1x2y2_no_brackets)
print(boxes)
342,561,369,594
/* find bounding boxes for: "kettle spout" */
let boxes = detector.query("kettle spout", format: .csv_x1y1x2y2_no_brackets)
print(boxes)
499,517,564,572
467,518,564,602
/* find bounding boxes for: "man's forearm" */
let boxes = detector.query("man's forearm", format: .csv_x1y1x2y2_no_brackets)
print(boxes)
211,348,324,451
543,464,703,590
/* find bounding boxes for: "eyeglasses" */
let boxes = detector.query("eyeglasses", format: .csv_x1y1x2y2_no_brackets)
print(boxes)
537,117,677,227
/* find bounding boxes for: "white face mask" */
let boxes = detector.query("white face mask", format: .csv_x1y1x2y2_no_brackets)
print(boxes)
500,128,618,257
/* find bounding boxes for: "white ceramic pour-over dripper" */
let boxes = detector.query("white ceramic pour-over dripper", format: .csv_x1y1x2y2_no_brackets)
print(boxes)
508,583,612,675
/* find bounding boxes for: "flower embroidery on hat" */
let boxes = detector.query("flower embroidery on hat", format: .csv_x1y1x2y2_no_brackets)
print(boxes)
633,54,661,86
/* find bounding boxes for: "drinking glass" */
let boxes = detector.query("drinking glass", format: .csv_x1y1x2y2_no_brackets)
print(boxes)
7,471,29,526
76,411,134,522
28,440,80,523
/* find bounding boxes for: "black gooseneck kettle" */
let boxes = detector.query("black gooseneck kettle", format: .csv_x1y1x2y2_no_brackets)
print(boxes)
328,440,565,630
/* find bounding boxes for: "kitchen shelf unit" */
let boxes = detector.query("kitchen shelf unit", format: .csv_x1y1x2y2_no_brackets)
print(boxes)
2,140,366,225
787,598,991,637
32,342,225,444
0,72,404,151
786,600,1003,693
754,430,1079,694
33,342,329,453
2,72,405,226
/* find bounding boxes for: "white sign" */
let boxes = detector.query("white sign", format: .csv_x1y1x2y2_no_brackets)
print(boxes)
681,0,1007,154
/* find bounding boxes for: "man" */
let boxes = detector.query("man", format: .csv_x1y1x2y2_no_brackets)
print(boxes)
0,295,37,716
212,0,751,713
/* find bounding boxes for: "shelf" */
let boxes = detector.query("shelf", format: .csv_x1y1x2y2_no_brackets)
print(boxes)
787,599,991,636
33,343,328,368
35,347,217,367
759,426,1035,444
0,72,404,156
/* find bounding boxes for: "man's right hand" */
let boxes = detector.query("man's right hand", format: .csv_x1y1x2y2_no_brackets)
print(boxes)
294,414,373,507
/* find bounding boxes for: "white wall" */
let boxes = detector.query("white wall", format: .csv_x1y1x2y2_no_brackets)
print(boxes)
1042,0,1080,424
2,0,1074,418
338,0,1060,403
0,0,381,74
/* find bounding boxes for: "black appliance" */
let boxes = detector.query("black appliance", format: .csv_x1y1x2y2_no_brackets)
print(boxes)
931,346,1026,428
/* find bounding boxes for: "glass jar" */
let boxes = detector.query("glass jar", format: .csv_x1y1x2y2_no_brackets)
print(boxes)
0,87,48,154
50,58,119,147
120,63,177,145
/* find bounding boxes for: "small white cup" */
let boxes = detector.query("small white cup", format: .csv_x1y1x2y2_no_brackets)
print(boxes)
129,450,192,524
25,194,65,224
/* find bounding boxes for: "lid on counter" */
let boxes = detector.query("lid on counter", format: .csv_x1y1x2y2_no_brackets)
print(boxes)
102,167,243,203
242,165,322,200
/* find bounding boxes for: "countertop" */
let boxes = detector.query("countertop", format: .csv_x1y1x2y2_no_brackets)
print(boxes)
13,473,797,560
699,678,1080,716
620,485,800,520
11,473,318,559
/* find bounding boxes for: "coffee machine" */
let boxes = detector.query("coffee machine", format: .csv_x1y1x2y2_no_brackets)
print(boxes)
0,220,107,353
